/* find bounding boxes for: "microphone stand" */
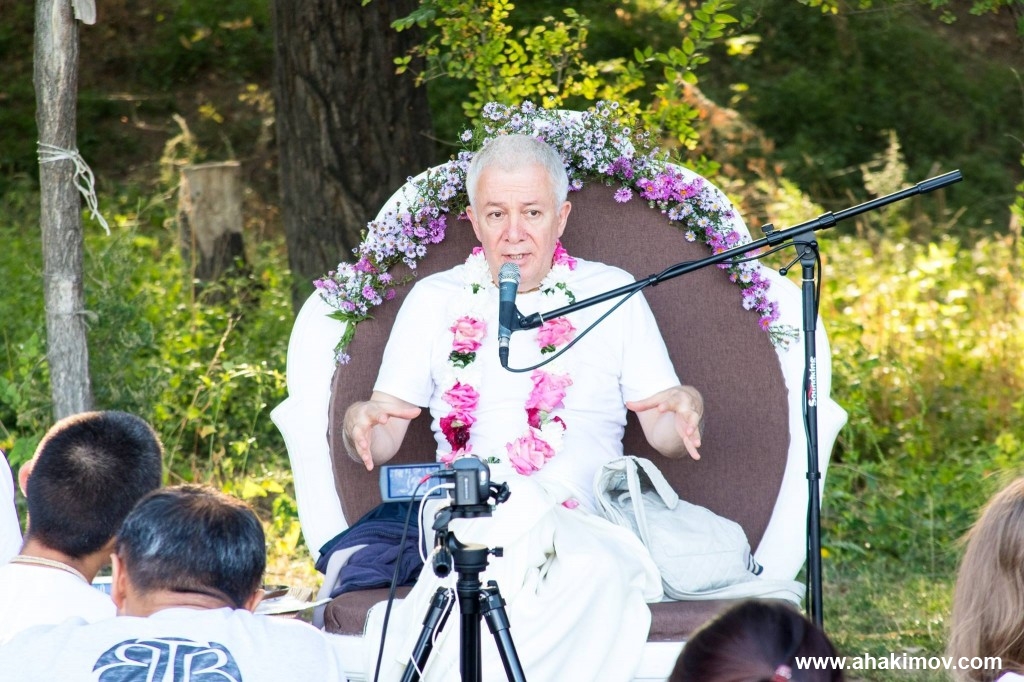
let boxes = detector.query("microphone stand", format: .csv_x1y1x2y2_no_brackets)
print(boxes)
509,170,962,628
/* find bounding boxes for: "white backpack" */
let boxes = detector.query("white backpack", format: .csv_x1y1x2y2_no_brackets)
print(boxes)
594,456,804,602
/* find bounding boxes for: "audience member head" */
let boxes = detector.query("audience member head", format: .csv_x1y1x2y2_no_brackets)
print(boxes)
670,600,844,682
20,410,163,558
113,485,266,611
466,133,569,209
948,477,1024,681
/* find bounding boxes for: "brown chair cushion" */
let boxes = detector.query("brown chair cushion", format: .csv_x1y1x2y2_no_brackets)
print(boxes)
323,182,790,640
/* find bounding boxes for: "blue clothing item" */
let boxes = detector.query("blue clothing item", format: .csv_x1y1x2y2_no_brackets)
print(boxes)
316,502,424,598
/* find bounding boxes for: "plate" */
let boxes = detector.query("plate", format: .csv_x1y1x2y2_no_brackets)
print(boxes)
262,584,289,600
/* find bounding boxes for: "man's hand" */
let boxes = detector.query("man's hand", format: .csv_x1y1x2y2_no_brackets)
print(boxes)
626,385,704,460
343,391,421,471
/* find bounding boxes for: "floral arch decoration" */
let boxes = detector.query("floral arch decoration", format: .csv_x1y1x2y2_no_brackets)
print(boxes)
314,100,797,364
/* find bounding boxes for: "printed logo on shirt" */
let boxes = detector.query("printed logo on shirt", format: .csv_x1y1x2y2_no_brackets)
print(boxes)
93,637,242,681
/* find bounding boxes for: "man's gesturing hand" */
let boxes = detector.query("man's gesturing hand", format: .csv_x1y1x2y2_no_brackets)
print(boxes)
626,385,704,461
342,392,421,470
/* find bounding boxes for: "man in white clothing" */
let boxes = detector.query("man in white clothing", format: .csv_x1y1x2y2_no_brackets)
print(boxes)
0,452,20,564
0,485,348,681
343,134,706,681
0,411,163,643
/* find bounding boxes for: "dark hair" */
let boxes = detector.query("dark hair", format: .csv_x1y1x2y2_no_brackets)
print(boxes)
26,410,163,557
115,485,266,609
671,600,844,682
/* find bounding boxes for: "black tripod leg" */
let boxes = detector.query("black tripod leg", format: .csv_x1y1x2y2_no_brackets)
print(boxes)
401,587,454,682
480,581,527,682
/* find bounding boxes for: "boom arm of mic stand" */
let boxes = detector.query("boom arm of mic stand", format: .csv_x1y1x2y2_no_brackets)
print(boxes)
518,170,963,331
513,170,962,629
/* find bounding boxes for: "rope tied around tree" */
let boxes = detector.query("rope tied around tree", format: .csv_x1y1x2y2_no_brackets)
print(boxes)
37,142,110,235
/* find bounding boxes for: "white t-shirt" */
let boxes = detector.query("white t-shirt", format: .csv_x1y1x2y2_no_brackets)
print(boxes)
375,258,679,509
0,454,20,564
0,606,349,681
0,562,115,644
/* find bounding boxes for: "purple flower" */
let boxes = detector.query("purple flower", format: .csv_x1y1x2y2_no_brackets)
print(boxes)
317,99,795,366
610,157,634,179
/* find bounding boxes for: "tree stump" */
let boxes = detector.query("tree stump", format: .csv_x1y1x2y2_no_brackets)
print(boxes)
178,161,247,284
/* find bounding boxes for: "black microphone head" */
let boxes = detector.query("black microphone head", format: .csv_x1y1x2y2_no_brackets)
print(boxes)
499,262,520,286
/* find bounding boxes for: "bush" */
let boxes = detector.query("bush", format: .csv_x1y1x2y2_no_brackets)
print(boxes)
0,182,297,543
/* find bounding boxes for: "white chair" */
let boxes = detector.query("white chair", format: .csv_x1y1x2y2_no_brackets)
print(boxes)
272,170,847,681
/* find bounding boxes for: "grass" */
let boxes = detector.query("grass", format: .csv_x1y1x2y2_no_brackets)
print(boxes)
824,559,954,681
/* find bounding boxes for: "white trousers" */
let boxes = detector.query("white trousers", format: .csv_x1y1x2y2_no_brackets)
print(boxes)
363,477,663,682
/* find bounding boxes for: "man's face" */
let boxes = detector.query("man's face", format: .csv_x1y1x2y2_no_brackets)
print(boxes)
467,163,571,292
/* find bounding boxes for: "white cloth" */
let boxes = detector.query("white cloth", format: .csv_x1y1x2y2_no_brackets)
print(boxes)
997,674,1024,681
0,562,115,644
0,606,349,681
0,455,20,564
368,258,679,681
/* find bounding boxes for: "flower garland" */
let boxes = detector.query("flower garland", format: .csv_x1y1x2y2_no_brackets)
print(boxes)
440,244,578,476
314,100,797,364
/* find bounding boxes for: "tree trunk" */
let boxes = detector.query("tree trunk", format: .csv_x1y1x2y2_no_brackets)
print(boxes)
271,0,436,310
178,161,247,284
34,0,93,419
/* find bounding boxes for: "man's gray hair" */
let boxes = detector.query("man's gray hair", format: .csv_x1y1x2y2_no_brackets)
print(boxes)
466,134,569,208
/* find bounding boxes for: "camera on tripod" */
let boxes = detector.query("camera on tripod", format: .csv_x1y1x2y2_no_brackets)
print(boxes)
442,457,510,512
431,458,511,579
402,457,526,682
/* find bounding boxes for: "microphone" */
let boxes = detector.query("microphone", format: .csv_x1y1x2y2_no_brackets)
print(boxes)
498,262,520,368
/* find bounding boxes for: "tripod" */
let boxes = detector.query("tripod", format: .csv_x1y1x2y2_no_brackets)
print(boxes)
402,462,525,682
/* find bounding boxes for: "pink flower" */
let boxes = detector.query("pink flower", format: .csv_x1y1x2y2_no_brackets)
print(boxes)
525,370,572,414
443,382,480,413
551,241,577,269
440,412,475,453
536,318,575,350
506,432,555,475
440,447,470,465
526,407,541,429
450,316,486,352
561,498,580,509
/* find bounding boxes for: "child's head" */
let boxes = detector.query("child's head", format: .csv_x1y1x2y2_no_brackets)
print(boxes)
670,599,843,682
949,477,1024,681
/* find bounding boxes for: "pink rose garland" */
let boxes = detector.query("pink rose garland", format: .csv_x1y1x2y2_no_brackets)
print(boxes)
440,243,578,475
